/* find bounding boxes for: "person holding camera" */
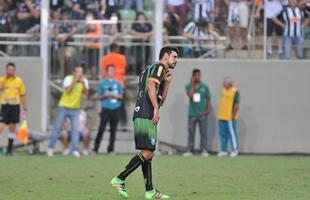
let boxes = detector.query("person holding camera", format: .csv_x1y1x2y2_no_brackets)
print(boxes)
47,65,89,157
93,65,124,154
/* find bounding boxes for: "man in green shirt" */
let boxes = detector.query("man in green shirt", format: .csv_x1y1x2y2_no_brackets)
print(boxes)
183,69,211,157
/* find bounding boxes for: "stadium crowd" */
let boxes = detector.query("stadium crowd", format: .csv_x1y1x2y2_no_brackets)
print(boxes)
0,0,308,68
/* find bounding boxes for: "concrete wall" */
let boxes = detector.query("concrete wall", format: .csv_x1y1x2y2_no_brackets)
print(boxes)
159,60,310,154
0,58,43,133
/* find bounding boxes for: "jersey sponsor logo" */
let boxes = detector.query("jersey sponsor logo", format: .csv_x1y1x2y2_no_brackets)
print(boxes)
157,66,163,77
134,106,140,112
150,138,156,146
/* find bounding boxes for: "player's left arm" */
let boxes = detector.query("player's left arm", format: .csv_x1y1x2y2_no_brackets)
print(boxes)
159,70,173,107
19,78,27,117
111,82,124,100
82,78,89,96
232,91,240,119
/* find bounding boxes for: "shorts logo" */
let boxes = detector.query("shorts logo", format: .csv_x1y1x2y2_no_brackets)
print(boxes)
134,106,140,112
150,138,156,146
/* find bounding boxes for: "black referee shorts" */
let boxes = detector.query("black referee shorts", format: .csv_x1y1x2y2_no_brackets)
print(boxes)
0,104,20,124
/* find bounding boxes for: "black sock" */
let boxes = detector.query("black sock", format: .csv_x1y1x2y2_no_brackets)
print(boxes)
117,153,146,180
142,159,153,191
7,138,14,153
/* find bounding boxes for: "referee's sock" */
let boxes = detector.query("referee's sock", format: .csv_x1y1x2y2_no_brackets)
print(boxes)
142,159,153,191
7,133,16,153
117,152,146,181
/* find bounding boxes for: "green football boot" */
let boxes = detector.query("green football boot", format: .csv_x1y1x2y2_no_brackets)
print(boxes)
110,177,129,198
145,189,170,199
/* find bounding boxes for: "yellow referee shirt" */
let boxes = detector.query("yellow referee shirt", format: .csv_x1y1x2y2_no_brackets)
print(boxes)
0,76,26,105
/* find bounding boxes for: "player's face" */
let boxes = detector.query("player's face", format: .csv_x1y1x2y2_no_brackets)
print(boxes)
107,67,115,78
223,80,231,89
167,51,178,69
74,67,83,77
6,66,15,77
193,72,201,83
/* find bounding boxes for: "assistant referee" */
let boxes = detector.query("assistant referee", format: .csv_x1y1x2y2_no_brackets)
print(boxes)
0,62,27,156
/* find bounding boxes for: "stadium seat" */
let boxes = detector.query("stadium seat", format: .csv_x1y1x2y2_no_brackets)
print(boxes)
120,9,136,21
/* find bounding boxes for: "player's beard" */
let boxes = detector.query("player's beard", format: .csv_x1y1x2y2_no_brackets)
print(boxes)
168,62,176,69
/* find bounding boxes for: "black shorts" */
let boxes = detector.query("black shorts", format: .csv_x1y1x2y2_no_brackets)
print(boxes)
267,18,283,37
0,104,20,124
133,118,157,151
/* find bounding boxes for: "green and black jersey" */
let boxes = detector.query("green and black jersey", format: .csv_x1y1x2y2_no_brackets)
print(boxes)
133,62,168,120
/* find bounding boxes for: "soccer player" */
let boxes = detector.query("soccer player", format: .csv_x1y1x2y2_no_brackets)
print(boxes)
0,62,27,156
110,46,179,199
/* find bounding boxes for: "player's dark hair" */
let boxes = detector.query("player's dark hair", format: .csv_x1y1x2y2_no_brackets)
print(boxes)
159,46,179,60
6,62,15,68
192,69,200,76
110,43,119,52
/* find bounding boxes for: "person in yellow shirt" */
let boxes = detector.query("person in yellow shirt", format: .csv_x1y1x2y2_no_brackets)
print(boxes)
47,65,89,157
217,77,240,158
0,62,27,156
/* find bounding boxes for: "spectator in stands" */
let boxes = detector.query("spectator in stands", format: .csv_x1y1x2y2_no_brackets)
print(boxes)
273,0,309,59
0,1,12,53
193,0,215,23
183,18,219,58
123,0,143,12
56,9,77,75
93,65,124,154
50,0,64,12
167,0,190,29
71,0,86,20
61,110,90,156
16,0,40,56
225,0,252,51
84,11,102,78
47,65,89,157
16,0,40,33
131,12,153,75
183,69,211,157
265,0,284,58
0,63,27,156
104,11,126,40
164,12,180,37
217,77,240,158
163,12,180,46
100,0,119,19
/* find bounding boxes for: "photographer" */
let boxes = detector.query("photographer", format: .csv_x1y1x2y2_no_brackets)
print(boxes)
93,65,124,154
47,65,89,157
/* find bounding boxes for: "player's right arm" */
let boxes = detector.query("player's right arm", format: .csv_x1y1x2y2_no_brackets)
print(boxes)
148,79,160,124
0,77,4,91
64,76,77,93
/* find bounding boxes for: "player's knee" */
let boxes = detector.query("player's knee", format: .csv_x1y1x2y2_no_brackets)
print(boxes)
141,150,154,160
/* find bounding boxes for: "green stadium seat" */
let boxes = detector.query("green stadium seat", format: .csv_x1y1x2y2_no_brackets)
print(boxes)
120,9,136,21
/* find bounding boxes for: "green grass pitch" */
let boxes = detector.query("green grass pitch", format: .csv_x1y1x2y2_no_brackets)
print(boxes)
0,154,309,200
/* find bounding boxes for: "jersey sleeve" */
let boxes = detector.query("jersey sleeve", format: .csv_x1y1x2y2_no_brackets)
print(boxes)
205,85,211,100
234,91,240,104
97,81,104,96
19,78,26,96
63,76,73,88
117,81,124,95
149,65,165,85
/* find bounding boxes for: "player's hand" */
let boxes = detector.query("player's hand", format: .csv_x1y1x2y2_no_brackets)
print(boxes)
164,70,173,84
203,111,209,117
21,109,27,119
152,107,160,125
